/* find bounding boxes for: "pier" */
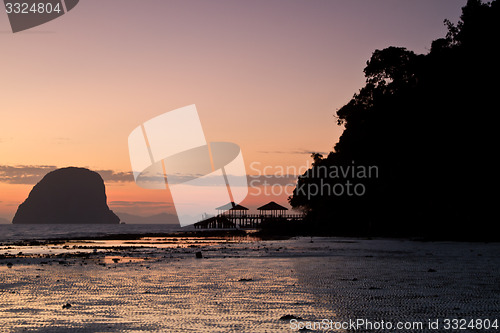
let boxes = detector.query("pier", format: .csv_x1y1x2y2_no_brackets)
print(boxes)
193,201,304,229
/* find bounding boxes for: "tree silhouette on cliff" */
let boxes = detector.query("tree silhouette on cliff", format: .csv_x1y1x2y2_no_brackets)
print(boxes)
289,0,499,240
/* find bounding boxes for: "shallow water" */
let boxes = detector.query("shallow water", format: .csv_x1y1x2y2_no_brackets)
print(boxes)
1,238,499,332
0,224,183,242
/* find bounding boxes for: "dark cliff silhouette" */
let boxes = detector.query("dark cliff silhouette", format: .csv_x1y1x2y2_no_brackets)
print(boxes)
289,0,498,240
13,167,120,224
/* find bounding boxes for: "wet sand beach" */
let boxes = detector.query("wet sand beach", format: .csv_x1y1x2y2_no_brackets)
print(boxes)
1,236,499,332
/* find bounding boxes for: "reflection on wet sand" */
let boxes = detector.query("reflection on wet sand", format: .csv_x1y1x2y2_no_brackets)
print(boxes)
1,237,500,332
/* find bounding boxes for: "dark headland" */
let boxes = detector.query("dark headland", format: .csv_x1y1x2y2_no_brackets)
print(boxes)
12,167,120,224
288,0,499,241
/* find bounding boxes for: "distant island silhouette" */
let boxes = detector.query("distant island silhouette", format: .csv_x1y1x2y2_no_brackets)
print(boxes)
115,212,179,225
289,0,498,241
12,167,120,224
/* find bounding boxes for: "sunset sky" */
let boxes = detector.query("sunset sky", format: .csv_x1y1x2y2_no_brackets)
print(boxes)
0,0,466,221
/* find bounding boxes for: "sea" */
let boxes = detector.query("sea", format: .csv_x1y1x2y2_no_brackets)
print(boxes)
0,224,185,242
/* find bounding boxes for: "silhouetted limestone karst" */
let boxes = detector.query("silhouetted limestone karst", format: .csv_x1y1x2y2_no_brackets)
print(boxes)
12,167,120,224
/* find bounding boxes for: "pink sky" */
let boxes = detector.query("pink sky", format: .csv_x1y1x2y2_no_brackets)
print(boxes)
0,0,466,220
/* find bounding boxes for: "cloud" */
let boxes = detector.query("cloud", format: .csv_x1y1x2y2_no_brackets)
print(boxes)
109,201,173,208
0,165,302,188
0,165,134,185
95,170,134,183
134,170,202,185
257,149,327,155
0,165,58,184
247,174,298,187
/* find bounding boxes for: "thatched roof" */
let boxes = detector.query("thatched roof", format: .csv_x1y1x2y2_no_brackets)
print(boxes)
215,202,249,211
257,201,288,211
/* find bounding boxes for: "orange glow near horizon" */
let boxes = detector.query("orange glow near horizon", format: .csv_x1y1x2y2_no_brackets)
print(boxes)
0,179,296,221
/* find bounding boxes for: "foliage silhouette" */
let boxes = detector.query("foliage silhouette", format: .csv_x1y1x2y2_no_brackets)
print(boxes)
289,0,499,240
